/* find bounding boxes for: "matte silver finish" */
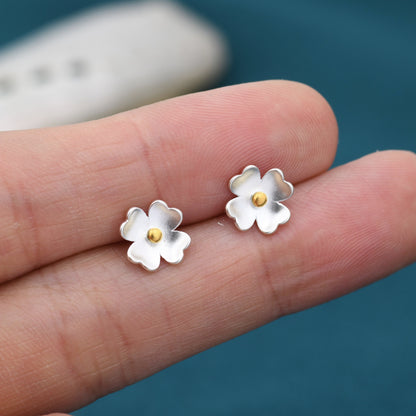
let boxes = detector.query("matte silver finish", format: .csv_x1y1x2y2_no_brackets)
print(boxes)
120,200,191,271
226,165,294,234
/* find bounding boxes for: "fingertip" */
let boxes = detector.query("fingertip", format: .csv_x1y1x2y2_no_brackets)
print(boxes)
356,149,416,200
364,150,416,260
257,80,339,175
369,149,416,171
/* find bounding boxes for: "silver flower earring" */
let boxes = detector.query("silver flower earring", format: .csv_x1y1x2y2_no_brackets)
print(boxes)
120,200,191,271
225,165,294,234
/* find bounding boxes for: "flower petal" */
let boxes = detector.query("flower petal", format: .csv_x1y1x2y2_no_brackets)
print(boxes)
127,240,161,271
148,200,182,231
256,201,291,234
229,165,262,197
120,207,149,242
226,196,256,231
160,230,191,264
261,168,294,202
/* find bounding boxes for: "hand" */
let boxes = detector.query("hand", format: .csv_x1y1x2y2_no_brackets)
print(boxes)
1,81,415,416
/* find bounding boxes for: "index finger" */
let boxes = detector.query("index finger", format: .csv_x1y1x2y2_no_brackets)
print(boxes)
0,80,337,281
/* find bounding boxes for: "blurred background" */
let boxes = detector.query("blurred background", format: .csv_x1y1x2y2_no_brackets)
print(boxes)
0,0,415,414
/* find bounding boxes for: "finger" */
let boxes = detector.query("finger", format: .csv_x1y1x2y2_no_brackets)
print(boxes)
1,150,414,416
0,80,337,282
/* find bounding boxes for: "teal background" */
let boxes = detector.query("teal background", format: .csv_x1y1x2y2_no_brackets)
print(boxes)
1,1,415,414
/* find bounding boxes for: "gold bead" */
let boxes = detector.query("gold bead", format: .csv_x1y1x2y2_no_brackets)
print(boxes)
252,191,267,207
147,228,163,243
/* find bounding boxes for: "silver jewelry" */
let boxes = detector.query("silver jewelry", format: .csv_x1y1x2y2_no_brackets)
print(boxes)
120,200,191,271
225,165,294,234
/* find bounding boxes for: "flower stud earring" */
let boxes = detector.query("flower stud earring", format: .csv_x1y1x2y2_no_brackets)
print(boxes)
120,200,191,271
225,165,294,234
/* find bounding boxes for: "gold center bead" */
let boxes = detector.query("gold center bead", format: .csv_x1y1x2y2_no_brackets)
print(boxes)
252,191,267,207
147,228,163,243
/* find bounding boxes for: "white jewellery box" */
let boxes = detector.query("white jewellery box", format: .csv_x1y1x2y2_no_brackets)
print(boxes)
0,0,229,131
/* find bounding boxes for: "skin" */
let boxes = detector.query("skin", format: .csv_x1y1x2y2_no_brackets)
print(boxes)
0,81,414,416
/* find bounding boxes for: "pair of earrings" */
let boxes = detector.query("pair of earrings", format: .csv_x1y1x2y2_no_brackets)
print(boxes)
120,165,294,271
